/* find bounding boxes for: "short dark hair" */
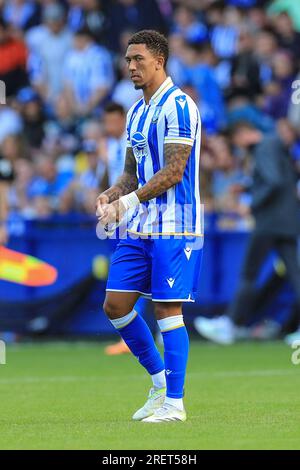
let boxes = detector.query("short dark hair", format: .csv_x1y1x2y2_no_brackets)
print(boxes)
104,102,126,116
128,30,169,68
74,23,94,40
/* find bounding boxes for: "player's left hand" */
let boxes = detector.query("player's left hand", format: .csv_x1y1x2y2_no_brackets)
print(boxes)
98,199,126,226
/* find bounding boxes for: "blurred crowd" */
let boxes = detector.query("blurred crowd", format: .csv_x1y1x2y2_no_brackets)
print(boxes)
0,0,300,226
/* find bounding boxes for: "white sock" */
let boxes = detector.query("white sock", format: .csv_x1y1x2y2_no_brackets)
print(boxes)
157,315,184,332
151,370,166,389
109,310,137,329
165,396,184,411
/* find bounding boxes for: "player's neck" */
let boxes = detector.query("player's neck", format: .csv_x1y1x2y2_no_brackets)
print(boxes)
143,74,168,105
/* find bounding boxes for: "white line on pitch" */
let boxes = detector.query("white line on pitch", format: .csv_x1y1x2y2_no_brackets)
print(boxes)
0,368,298,385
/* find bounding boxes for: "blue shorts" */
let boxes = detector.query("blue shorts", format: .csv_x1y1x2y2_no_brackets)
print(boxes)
106,236,203,302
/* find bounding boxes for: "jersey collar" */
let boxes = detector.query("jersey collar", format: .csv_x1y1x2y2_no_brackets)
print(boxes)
148,77,174,106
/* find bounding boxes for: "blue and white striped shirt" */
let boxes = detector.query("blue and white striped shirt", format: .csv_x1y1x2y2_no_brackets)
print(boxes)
126,77,202,236
63,44,114,106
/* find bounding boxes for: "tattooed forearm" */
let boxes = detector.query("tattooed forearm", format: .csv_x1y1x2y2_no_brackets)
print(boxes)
136,143,191,203
115,147,138,195
101,147,138,202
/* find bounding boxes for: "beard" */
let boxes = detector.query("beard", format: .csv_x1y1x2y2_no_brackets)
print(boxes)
134,84,144,90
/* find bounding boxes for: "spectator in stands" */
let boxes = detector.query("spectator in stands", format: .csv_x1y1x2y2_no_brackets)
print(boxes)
30,154,74,213
8,157,35,217
60,139,105,214
0,17,28,97
2,0,41,32
106,0,168,51
208,134,251,218
16,86,45,150
80,119,103,142
263,50,297,119
26,2,73,104
268,0,300,33
182,40,226,130
245,4,269,33
68,0,108,44
167,32,187,86
43,94,79,159
62,24,114,118
195,121,300,345
272,11,300,63
228,26,262,100
101,102,128,188
254,28,278,85
209,4,241,60
172,4,208,44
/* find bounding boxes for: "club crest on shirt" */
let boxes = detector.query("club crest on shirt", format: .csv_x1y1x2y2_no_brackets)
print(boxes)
152,106,162,123
131,131,148,163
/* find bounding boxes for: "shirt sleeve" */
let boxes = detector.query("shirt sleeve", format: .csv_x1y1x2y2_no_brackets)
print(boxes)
164,95,200,147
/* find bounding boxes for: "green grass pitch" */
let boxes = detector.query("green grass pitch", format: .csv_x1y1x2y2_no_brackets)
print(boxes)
0,341,299,450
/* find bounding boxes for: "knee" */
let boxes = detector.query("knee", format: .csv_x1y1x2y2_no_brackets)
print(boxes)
154,303,180,320
103,298,131,320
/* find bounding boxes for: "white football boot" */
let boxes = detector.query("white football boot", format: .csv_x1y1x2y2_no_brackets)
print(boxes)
132,387,166,421
142,403,186,423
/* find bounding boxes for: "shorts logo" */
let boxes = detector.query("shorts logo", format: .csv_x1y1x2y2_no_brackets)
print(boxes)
167,278,175,288
184,247,192,260
131,131,148,163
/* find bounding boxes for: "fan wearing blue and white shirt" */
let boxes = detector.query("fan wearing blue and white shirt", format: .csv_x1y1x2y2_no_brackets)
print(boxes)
96,30,203,423
63,25,114,117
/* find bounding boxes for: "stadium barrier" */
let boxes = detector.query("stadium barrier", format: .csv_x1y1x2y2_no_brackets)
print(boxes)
0,214,295,335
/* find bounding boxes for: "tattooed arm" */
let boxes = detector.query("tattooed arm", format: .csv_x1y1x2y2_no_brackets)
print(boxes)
97,147,138,204
136,143,191,202
97,143,192,225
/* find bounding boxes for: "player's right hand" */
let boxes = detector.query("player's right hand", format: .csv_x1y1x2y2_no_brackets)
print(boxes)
96,193,109,220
